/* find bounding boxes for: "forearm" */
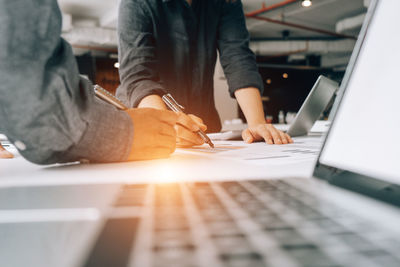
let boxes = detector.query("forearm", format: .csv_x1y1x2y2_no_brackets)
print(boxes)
235,87,266,127
138,95,167,110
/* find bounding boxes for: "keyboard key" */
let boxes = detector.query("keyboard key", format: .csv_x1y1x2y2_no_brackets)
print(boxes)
312,218,347,234
265,226,310,246
213,235,254,254
359,250,400,267
220,252,266,267
153,230,193,250
207,221,243,237
153,246,197,267
333,232,376,251
281,243,339,267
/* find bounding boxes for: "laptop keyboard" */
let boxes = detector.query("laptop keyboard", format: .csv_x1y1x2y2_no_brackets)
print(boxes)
84,180,400,267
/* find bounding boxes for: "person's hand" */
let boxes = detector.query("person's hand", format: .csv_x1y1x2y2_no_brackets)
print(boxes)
242,124,293,145
175,113,207,148
125,108,178,161
0,143,13,159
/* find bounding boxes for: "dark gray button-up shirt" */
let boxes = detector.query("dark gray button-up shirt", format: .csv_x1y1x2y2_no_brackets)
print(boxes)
116,0,263,132
0,0,133,164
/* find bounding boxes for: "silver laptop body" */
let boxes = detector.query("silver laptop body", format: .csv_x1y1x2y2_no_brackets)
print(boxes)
286,75,338,137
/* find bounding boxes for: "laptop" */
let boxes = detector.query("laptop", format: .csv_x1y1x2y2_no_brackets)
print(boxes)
1,0,400,266
286,75,338,137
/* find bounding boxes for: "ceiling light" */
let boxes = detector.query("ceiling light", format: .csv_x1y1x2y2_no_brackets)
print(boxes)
302,0,312,7
114,62,120,69
283,73,289,79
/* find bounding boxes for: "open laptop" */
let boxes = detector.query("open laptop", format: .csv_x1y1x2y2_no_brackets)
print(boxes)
1,0,400,267
286,75,338,137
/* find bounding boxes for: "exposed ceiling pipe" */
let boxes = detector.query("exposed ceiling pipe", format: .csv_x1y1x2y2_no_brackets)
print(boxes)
248,15,357,40
245,0,299,17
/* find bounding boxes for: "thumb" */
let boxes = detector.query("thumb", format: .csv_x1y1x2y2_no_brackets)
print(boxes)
242,129,254,143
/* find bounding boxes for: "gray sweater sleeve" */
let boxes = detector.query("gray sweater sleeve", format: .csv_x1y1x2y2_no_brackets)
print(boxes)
0,0,134,164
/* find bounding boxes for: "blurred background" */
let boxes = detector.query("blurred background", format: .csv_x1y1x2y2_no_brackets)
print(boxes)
58,0,368,123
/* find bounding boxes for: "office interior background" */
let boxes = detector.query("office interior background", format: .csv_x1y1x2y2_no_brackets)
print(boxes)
59,0,367,124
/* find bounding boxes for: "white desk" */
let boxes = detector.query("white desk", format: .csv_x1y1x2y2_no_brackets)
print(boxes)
0,137,323,187
0,136,322,267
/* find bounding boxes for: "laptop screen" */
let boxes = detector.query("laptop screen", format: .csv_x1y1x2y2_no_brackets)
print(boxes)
319,0,400,185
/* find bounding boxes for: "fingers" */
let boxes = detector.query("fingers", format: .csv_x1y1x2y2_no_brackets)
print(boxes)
0,149,13,159
286,133,294,143
256,125,273,145
278,130,288,144
245,124,294,145
265,124,282,144
242,129,255,143
175,113,207,147
188,114,207,132
177,113,200,131
281,132,293,144
269,125,293,144
175,124,204,147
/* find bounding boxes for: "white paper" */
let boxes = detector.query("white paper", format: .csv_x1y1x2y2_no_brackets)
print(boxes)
178,136,324,165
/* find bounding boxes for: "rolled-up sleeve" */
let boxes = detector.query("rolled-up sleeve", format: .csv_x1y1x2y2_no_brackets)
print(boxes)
217,0,264,98
0,0,133,164
116,0,167,107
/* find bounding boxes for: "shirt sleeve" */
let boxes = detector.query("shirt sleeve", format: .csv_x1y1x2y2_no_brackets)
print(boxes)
0,0,134,165
217,0,264,98
116,0,167,107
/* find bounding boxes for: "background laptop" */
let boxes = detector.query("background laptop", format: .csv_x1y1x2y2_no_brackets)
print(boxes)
286,75,338,137
1,0,400,267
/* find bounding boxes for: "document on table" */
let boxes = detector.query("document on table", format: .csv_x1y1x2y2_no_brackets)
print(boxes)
178,136,324,165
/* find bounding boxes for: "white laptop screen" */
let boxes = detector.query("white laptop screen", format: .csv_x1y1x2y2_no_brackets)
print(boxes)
319,0,400,185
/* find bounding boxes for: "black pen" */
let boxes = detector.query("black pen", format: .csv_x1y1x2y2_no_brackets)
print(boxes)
162,94,215,148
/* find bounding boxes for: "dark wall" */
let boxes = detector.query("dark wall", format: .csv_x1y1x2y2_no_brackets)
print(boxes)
76,53,120,95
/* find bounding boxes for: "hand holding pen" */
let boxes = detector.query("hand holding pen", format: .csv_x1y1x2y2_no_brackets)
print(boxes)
94,85,178,161
162,94,214,148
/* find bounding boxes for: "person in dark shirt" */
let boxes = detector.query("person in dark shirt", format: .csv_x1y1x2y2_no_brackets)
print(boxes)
116,0,293,147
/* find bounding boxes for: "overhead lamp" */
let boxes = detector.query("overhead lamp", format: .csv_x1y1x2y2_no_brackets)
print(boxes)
302,0,312,7
114,62,120,69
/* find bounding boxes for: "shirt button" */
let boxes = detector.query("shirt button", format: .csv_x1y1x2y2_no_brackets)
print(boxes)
14,141,26,151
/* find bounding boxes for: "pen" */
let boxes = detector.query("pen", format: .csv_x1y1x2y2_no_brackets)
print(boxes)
162,93,215,148
94,85,128,110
